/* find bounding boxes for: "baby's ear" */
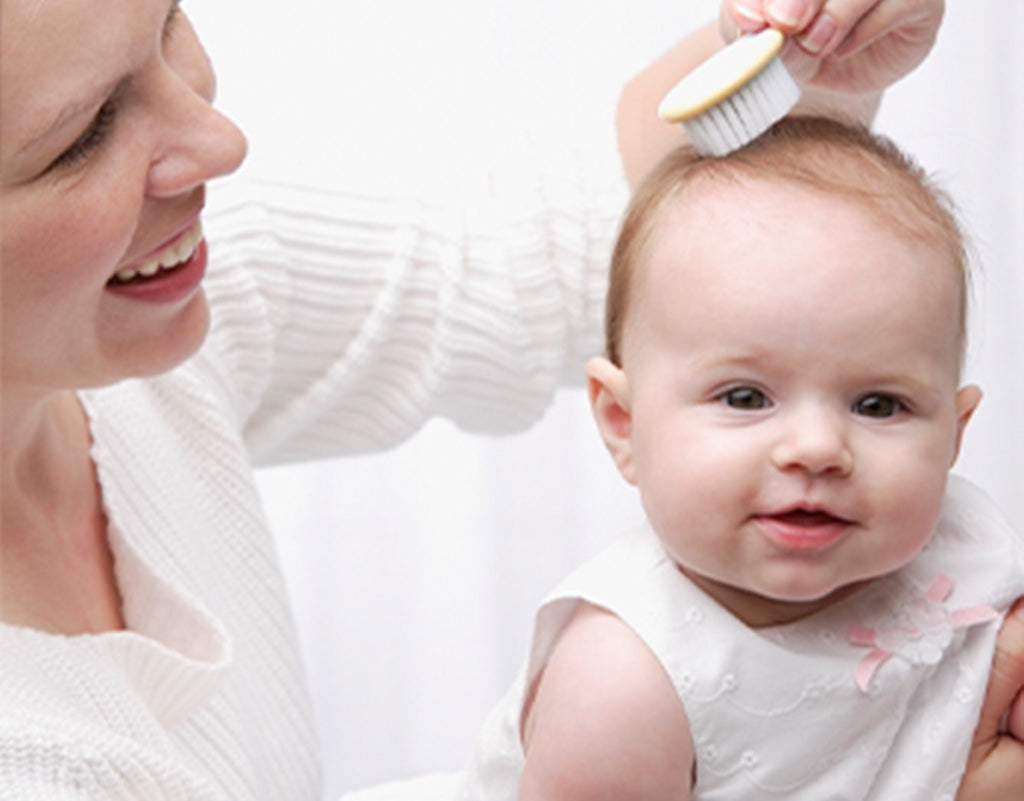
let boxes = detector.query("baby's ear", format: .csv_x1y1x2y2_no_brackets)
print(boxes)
586,357,636,485
951,384,983,466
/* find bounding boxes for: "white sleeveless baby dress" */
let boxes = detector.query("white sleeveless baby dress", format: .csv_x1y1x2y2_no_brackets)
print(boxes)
455,476,1024,801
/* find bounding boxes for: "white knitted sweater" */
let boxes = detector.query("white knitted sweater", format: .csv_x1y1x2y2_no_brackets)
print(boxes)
0,129,626,800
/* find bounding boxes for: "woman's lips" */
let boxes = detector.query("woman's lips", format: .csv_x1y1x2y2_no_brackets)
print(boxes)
105,223,208,305
110,219,204,284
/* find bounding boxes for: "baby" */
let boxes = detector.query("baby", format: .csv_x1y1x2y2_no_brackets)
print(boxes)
457,117,1024,800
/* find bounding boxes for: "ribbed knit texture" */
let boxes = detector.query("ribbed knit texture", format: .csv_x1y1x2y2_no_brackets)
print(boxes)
0,109,628,799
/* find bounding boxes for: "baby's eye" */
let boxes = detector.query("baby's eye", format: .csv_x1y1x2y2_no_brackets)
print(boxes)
719,387,771,410
853,394,904,419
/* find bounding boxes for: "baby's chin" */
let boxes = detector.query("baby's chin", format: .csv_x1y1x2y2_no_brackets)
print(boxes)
678,563,877,628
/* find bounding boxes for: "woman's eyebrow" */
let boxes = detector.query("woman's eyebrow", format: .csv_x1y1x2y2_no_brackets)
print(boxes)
16,1,178,158
18,76,132,158
163,0,182,40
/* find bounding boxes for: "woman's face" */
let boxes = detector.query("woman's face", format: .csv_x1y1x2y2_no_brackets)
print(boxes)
0,0,247,398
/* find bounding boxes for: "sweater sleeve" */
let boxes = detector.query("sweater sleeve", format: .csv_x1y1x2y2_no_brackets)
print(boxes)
200,94,628,467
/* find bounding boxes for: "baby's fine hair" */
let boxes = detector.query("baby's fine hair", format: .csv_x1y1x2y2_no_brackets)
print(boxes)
604,116,969,367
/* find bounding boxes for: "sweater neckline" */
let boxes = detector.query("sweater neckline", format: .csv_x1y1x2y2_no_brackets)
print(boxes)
0,390,234,724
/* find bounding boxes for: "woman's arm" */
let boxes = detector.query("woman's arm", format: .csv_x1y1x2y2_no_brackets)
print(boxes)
616,0,944,185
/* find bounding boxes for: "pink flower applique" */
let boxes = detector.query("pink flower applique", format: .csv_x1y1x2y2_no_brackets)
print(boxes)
847,574,999,693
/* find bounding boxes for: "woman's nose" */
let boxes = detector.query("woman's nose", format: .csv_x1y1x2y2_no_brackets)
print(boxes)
770,406,854,477
145,73,248,198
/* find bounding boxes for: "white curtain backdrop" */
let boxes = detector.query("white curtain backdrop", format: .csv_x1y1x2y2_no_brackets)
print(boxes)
189,2,1022,798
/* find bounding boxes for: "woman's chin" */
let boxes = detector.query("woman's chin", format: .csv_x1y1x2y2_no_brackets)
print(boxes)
111,291,212,381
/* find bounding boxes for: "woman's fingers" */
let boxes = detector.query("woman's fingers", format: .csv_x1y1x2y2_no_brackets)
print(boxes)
956,600,1024,801
725,0,839,37
976,600,1024,747
720,0,943,91
836,0,942,55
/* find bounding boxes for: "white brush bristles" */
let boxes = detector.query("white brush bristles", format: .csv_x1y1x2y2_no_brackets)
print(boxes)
658,29,802,157
683,55,800,157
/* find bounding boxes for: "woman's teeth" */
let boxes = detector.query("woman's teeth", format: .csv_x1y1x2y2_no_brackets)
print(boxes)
112,221,203,283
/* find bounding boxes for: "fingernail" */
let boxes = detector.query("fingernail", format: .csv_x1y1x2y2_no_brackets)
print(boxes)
767,0,805,27
733,2,765,26
797,13,838,55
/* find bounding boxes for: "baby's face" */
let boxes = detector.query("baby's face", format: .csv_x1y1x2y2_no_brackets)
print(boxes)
615,177,978,626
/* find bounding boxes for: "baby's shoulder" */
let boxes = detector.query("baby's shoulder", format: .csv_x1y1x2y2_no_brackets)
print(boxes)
520,602,694,801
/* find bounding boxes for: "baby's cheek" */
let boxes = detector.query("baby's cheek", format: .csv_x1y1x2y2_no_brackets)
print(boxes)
638,465,709,534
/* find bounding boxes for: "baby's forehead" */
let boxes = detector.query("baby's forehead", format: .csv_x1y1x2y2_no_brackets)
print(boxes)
656,169,959,268
651,173,958,283
664,169,883,219
636,170,967,365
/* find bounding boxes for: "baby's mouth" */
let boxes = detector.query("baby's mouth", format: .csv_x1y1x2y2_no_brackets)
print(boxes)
754,505,855,551
109,220,203,285
772,508,848,526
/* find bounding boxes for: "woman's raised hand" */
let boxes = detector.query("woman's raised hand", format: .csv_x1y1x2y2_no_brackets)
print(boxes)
721,0,945,93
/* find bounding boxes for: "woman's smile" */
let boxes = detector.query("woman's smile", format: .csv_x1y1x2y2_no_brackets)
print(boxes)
111,218,204,284
106,219,208,304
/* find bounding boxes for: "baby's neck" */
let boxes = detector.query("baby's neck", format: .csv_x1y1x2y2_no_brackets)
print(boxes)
678,566,871,628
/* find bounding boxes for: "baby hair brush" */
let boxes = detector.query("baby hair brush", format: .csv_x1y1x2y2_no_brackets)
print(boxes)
658,28,800,157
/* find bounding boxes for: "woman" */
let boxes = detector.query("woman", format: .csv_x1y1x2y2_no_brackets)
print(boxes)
0,0,1019,798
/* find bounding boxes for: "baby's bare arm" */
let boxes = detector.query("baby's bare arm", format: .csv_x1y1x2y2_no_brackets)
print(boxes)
519,603,694,801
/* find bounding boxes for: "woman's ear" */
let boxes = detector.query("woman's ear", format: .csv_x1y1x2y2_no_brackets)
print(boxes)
586,356,637,485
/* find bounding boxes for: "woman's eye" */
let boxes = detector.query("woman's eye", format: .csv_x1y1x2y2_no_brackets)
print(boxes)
720,387,771,410
49,99,118,171
853,394,904,418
